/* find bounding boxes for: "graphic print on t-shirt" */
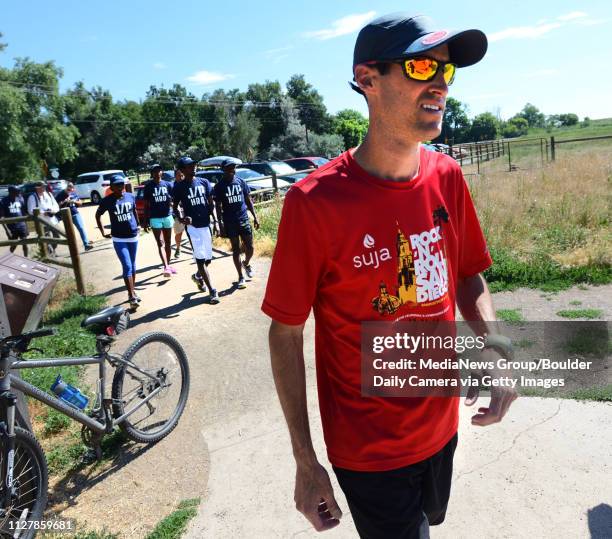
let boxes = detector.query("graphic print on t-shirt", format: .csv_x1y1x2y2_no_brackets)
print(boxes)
371,205,450,315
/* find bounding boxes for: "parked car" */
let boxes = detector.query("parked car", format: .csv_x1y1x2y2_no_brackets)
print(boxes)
238,161,297,178
283,172,309,184
48,179,69,196
283,157,329,171
18,182,54,201
0,184,18,199
196,168,291,194
75,170,126,204
134,185,145,222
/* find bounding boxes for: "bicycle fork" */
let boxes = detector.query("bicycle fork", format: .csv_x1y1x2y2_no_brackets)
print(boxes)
0,391,17,510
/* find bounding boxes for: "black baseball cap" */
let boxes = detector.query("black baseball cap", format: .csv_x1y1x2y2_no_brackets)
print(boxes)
353,13,488,70
150,163,162,171
110,174,126,185
176,156,196,169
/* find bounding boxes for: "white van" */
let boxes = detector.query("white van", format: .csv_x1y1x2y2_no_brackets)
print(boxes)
75,170,126,204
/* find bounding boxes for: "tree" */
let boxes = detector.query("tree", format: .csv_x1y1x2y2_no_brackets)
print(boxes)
438,97,470,144
558,113,579,126
0,58,78,181
332,109,368,149
517,103,545,128
286,74,330,136
468,112,500,141
0,31,6,52
229,108,260,160
245,81,285,153
501,116,529,138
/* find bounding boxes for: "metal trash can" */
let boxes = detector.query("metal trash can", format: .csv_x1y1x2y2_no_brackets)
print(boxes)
0,254,59,431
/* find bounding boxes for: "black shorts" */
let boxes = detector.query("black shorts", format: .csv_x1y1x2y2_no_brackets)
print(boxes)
7,227,28,239
224,219,252,239
333,433,458,539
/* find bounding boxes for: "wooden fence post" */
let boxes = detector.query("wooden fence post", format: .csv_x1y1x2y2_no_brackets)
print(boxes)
508,141,512,172
60,208,85,295
32,208,47,259
550,136,556,161
271,172,278,194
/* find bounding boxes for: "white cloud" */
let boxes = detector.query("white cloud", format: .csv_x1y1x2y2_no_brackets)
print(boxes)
264,46,293,63
303,11,376,40
489,22,562,42
557,11,587,21
186,70,235,86
153,62,167,70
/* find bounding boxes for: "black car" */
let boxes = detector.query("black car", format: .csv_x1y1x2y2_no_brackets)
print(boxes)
238,161,297,178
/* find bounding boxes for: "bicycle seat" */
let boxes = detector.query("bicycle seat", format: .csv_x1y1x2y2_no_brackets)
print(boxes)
81,306,126,329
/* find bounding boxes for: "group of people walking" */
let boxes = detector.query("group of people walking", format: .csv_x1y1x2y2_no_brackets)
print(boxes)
95,156,259,308
1,180,93,257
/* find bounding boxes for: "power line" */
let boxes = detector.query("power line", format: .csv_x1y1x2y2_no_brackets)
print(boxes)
0,79,326,109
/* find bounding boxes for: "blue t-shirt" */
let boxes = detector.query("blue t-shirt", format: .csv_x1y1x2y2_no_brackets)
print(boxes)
99,193,138,239
55,190,81,216
213,177,250,225
172,178,212,228
143,179,173,218
1,196,27,233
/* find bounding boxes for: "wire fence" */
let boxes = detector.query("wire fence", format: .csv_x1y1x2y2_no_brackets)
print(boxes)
444,134,612,176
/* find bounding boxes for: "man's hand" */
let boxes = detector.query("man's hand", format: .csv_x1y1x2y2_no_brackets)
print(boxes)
143,225,150,233
465,349,518,426
183,216,192,225
253,217,260,230
295,461,342,532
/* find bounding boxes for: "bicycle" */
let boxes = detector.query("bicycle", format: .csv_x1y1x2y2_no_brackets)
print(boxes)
0,305,190,538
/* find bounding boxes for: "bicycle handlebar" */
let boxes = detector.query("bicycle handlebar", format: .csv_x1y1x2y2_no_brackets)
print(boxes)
22,328,57,340
0,327,57,354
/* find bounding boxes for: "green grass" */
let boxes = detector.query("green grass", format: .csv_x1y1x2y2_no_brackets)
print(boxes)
64,531,118,539
20,292,107,473
514,338,535,349
556,308,604,319
564,327,611,356
569,300,583,306
567,385,612,402
145,498,201,539
484,246,612,292
496,308,525,323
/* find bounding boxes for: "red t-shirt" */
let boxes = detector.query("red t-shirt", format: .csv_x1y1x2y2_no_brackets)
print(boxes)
262,148,492,471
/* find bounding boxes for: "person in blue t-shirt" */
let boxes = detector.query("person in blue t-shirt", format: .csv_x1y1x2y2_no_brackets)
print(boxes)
0,187,29,256
95,175,141,309
143,163,175,277
213,160,260,289
172,156,220,304
56,182,94,251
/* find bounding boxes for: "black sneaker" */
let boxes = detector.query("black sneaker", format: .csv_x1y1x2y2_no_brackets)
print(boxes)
129,297,139,309
174,248,181,258
237,277,247,289
191,273,205,292
84,244,94,251
209,289,220,304
242,261,253,279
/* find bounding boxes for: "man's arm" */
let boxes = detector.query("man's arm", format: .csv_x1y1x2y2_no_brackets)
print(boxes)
26,195,35,216
456,273,518,426
269,320,342,532
245,193,259,229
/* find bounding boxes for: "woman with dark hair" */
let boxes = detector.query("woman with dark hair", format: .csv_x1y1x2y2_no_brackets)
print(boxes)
95,175,141,309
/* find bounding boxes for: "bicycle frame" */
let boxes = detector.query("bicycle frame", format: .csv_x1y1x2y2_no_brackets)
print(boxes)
1,349,164,437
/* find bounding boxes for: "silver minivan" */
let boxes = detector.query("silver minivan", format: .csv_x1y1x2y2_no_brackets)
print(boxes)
75,170,125,204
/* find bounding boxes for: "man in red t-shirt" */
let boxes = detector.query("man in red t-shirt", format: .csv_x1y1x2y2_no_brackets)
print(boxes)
262,12,518,538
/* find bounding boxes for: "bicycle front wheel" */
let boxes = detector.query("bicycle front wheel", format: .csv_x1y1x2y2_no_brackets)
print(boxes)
112,332,190,443
0,427,48,539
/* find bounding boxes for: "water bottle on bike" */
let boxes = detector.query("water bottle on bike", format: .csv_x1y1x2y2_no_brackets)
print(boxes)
50,375,89,410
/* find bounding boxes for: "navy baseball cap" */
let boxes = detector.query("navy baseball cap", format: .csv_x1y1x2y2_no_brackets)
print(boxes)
353,13,488,70
150,163,162,171
109,174,126,185
176,156,196,168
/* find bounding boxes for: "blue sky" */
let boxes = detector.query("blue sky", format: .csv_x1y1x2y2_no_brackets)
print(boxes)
2,0,611,120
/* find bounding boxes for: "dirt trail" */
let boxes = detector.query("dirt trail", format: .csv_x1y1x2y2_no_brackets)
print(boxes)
14,205,610,538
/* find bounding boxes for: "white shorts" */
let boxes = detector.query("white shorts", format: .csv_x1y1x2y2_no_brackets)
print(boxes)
187,225,212,261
